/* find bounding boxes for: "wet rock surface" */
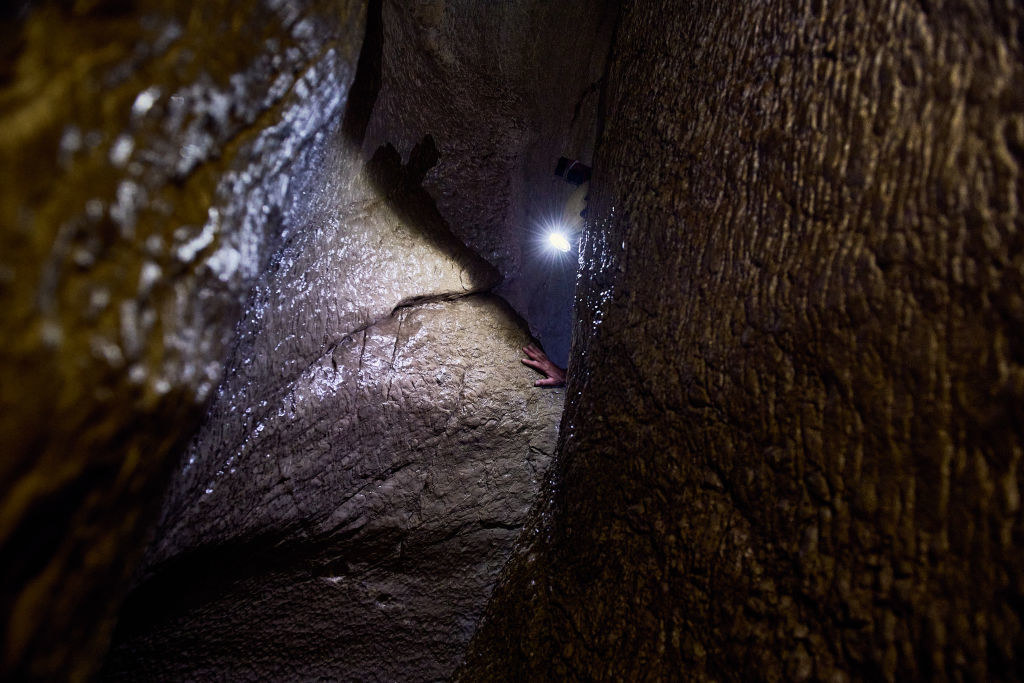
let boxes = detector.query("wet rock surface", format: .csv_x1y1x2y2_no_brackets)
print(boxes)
105,295,561,681
10,0,1023,679
363,0,616,366
0,1,364,678
462,1,1024,680
2,0,586,676
100,135,563,679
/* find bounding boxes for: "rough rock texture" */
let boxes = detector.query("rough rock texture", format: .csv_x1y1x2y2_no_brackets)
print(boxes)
363,0,617,366
104,301,560,681
462,1,1024,680
102,138,563,680
93,2,611,677
0,2,364,679
3,0,590,678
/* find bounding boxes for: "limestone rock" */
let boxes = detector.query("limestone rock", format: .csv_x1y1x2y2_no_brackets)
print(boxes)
0,2,365,678
105,295,562,681
461,1,1024,680
102,140,563,678
363,0,617,366
2,1,578,678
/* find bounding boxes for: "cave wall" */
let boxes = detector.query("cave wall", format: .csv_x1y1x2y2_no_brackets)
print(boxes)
0,1,365,678
100,137,564,680
96,2,615,678
462,0,1024,680
9,0,1021,679
2,0,610,678
363,0,616,367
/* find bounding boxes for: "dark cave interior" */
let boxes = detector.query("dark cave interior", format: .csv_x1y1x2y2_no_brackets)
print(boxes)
3,1,1024,681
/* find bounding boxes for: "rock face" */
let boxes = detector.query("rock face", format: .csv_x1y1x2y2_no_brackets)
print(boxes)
0,2,364,679
462,1,1024,680
363,0,616,367
9,0,1022,679
101,138,563,680
92,0,608,676
104,298,560,680
2,0,584,679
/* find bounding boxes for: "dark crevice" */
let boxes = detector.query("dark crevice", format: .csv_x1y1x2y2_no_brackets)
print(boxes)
570,78,603,126
592,3,625,164
341,0,384,146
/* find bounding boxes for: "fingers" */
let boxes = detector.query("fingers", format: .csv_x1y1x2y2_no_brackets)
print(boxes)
522,344,545,361
524,344,563,387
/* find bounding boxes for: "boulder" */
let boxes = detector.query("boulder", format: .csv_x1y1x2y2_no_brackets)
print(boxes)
101,122,562,680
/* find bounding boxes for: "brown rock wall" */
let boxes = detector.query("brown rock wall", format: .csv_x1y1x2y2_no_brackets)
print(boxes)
462,1,1024,680
2,1,575,678
102,130,562,680
104,295,562,681
0,1,365,678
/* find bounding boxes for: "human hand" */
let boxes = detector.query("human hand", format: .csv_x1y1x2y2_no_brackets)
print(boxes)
521,343,566,387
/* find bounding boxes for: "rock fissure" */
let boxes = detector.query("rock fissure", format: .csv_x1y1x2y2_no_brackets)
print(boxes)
384,308,404,401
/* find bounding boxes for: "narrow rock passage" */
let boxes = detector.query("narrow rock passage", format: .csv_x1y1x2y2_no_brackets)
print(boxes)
0,1,613,679
103,122,564,681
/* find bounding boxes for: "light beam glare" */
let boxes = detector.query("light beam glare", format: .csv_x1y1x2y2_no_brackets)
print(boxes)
548,231,571,252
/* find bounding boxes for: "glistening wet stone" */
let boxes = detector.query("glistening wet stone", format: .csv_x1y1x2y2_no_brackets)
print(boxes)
101,105,562,679
3,2,583,679
0,2,364,678
104,295,562,681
